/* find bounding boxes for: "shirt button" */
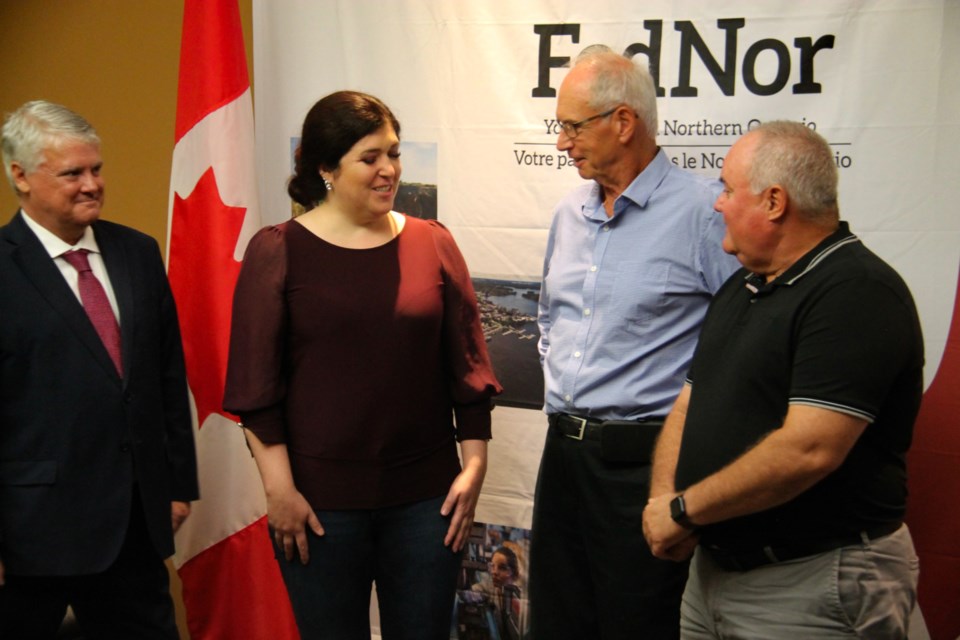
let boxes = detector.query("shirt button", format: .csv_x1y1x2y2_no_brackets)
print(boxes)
602,225,610,232
574,351,581,358
590,265,597,272
564,394,572,402
584,308,591,316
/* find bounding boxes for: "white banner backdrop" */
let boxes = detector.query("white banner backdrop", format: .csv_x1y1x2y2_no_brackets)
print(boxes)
253,1,958,637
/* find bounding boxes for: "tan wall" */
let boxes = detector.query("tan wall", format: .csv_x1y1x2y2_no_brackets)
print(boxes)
0,0,254,255
0,2,254,637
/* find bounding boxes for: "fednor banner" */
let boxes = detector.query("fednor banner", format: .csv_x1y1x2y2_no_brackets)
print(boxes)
251,1,960,638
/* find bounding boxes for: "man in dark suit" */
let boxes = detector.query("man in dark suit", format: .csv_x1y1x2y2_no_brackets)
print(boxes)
0,100,198,638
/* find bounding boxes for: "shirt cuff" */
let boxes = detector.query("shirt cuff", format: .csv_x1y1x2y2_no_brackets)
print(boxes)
454,400,494,441
239,405,286,444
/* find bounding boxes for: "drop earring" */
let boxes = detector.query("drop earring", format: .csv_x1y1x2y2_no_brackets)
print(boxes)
323,178,334,192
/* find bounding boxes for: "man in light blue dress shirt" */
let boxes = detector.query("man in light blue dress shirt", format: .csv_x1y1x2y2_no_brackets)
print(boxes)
528,47,739,639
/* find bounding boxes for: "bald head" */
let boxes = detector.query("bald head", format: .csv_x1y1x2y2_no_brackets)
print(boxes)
564,47,659,142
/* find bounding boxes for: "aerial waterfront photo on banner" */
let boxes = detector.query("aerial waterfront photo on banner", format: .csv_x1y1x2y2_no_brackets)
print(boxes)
474,279,543,410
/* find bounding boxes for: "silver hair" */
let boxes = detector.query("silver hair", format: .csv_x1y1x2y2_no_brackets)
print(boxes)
749,121,839,222
2,100,100,192
573,45,658,141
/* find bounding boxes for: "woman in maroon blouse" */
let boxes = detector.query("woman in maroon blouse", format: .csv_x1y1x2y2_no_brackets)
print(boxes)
224,91,501,638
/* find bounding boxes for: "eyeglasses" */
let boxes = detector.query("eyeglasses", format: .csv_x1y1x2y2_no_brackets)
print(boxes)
558,107,618,139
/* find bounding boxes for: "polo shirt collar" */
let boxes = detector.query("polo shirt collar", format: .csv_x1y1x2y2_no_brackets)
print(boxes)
583,148,670,221
744,221,860,295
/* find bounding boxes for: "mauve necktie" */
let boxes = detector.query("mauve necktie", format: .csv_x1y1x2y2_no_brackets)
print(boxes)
61,249,123,376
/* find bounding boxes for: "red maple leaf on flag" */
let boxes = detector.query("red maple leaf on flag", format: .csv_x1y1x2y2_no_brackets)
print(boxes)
168,166,246,427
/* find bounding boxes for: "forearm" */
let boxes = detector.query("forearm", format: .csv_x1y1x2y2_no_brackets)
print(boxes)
459,438,488,480
645,404,865,560
684,440,828,525
243,428,297,497
650,385,690,497
681,406,866,526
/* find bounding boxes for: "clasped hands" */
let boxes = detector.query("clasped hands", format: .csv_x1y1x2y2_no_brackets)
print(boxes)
642,493,699,562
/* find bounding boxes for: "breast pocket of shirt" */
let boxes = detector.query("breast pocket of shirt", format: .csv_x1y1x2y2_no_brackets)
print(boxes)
610,262,670,335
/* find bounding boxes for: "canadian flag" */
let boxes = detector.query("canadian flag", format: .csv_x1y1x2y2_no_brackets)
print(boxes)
166,1,298,638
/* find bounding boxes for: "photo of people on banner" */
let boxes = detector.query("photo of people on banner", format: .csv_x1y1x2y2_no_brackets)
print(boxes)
453,523,530,640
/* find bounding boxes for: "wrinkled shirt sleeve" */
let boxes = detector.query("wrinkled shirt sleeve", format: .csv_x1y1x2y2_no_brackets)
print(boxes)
429,221,503,440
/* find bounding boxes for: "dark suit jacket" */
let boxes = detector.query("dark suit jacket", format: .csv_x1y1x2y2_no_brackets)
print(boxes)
0,212,199,576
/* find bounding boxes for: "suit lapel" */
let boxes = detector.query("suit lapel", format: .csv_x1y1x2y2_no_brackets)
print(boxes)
5,214,123,382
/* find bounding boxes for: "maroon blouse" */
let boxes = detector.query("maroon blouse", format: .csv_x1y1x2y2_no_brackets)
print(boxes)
224,216,501,509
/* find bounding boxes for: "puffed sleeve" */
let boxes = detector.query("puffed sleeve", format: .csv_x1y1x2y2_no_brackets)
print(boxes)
428,221,503,440
223,224,289,443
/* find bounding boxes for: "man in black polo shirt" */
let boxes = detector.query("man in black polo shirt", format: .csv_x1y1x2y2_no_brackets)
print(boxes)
642,121,923,639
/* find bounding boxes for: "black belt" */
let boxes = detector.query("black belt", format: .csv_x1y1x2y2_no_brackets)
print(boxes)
548,413,664,439
704,521,903,572
548,413,606,440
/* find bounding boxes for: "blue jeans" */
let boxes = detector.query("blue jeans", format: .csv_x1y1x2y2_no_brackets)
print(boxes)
273,495,463,640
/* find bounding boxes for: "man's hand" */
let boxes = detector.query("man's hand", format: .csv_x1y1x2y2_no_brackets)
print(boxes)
643,493,698,561
172,501,191,533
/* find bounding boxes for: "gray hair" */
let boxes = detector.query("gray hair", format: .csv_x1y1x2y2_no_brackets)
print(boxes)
574,45,658,141
2,100,100,191
749,121,838,222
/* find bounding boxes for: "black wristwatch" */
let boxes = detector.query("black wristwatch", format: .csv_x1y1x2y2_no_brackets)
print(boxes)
670,494,696,529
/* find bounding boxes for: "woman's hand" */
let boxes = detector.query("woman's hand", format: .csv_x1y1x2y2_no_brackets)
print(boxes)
441,440,488,552
243,429,324,564
267,486,325,564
